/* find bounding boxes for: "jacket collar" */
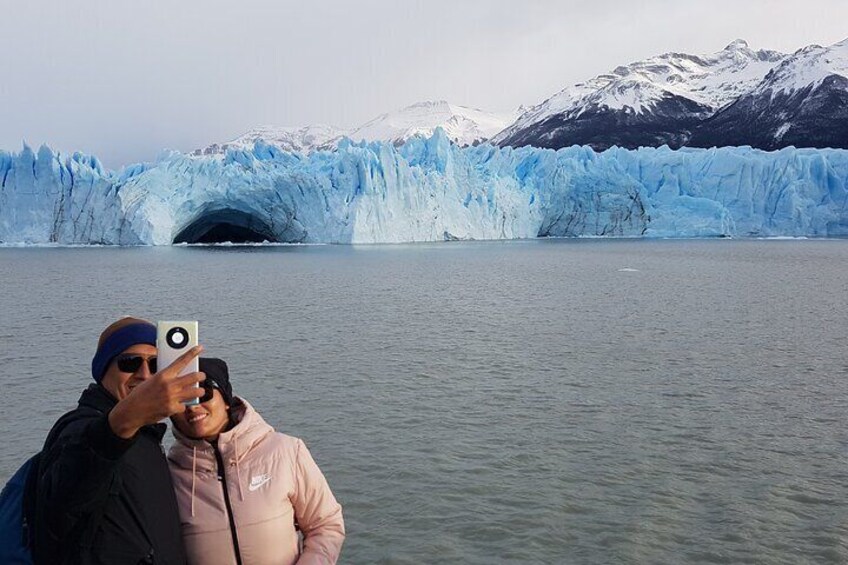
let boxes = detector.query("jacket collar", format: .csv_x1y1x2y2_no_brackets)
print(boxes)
78,383,118,413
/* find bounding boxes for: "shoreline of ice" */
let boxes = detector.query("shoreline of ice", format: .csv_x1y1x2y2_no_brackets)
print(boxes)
2,235,844,250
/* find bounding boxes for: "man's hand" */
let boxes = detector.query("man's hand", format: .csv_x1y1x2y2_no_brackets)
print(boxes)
108,345,205,439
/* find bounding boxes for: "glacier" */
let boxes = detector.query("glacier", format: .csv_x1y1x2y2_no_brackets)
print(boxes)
1,128,847,245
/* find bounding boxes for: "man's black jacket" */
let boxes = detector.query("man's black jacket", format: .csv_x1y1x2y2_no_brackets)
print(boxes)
34,384,187,565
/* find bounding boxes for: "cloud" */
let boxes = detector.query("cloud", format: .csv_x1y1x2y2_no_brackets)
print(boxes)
1,0,847,167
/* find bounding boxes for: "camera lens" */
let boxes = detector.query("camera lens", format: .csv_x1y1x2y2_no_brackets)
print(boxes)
166,327,190,349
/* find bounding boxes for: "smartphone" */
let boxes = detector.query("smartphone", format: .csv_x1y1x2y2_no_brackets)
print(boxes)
157,321,200,406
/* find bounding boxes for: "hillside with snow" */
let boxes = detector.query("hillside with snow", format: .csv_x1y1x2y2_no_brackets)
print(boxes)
348,100,513,147
493,39,788,151
192,124,346,156
194,38,848,155
195,101,513,156
689,39,848,149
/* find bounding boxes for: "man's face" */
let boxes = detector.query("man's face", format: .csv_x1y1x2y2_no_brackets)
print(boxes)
100,344,157,401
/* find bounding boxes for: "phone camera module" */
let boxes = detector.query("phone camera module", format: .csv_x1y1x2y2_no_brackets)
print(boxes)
166,327,190,349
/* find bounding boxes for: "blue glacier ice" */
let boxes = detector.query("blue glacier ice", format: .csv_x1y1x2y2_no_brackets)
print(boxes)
1,128,847,245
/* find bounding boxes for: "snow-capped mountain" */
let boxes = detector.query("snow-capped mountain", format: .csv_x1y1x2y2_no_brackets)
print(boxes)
192,124,346,156
348,100,513,147
689,39,848,150
493,39,787,151
192,38,848,155
195,101,513,156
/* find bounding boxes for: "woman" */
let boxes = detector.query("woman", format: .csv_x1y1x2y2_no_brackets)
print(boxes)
168,358,345,565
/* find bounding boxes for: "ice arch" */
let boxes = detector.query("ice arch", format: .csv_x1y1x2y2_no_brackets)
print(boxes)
173,209,279,244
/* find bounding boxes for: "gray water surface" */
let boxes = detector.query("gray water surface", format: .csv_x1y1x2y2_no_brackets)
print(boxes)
1,239,847,564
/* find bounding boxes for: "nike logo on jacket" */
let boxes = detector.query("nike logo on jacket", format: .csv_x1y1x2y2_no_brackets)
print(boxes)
249,474,271,491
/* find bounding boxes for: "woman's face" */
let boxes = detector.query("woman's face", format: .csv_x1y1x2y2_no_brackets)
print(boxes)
172,387,230,441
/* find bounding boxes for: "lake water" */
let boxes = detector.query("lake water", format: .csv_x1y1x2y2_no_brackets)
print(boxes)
1,239,847,564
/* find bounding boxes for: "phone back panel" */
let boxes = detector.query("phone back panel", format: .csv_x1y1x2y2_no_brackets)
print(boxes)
157,321,199,404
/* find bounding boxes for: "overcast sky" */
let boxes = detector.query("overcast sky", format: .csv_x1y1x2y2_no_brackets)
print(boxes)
2,0,847,167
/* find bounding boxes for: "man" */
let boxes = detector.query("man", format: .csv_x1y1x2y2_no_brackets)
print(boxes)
32,317,205,564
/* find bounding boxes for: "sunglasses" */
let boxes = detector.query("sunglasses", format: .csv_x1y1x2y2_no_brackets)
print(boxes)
198,380,221,403
114,355,157,374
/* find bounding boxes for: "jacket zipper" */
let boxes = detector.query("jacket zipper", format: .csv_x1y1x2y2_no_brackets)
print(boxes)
213,443,243,565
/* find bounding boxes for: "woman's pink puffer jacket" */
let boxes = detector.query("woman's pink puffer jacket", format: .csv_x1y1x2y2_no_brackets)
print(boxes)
168,398,345,565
